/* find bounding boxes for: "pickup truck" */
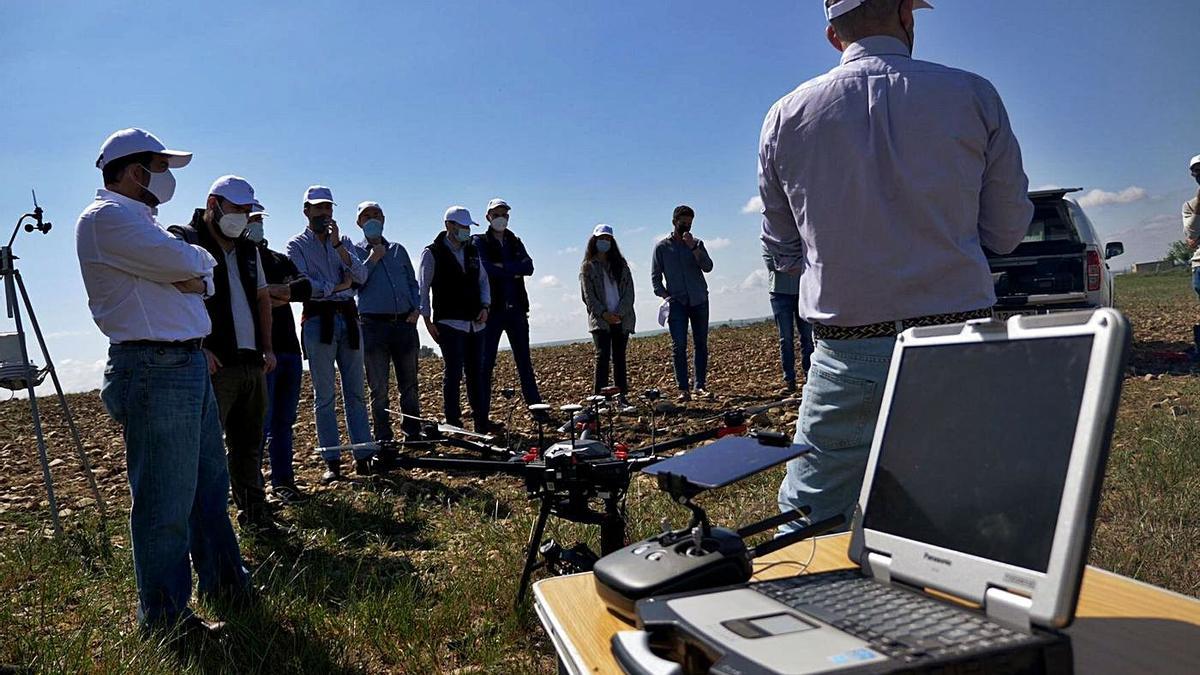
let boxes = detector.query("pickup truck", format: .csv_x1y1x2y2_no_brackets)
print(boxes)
987,188,1124,319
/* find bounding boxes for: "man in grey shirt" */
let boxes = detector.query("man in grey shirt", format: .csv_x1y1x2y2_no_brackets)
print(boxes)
651,205,715,401
760,0,1032,530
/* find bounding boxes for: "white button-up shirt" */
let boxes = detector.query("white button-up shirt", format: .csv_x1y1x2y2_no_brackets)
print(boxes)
759,36,1033,327
76,189,217,343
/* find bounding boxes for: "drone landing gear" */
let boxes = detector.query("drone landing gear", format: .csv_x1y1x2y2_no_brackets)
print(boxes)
515,496,627,607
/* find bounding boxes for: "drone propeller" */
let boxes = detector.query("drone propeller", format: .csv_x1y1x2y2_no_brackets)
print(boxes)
389,409,496,440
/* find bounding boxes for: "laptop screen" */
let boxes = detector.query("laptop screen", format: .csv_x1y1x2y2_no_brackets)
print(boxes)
862,335,1093,573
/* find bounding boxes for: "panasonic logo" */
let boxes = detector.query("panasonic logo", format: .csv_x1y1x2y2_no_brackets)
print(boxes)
923,553,952,566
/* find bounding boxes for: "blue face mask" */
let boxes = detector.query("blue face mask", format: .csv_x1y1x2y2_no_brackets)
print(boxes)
595,239,612,253
453,226,471,243
362,219,384,240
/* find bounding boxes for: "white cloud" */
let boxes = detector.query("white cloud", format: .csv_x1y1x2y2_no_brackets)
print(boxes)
739,269,769,291
557,246,580,255
741,196,764,214
707,237,732,251
538,275,561,288
1077,186,1148,208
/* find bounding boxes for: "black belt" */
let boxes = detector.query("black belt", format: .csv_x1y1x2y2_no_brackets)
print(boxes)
813,309,992,340
118,338,203,350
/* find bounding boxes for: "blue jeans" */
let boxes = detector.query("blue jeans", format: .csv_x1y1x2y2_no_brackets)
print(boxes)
438,324,487,430
667,300,709,391
302,315,374,461
769,293,815,386
262,351,303,487
482,309,542,405
101,343,248,626
778,337,894,533
362,318,422,440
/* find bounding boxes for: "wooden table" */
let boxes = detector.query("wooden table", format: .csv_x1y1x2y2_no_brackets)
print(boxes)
533,533,1200,674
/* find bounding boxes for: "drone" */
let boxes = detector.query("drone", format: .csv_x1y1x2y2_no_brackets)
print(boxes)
318,386,802,605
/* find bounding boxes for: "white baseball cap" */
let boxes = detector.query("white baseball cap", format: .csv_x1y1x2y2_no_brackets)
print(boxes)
357,201,383,218
592,224,614,237
304,185,335,205
1190,155,1200,170
825,0,932,21
96,128,192,170
486,198,510,213
443,206,477,227
208,175,258,206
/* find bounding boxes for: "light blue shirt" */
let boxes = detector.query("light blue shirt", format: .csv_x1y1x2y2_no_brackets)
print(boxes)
284,228,367,302
352,238,420,315
758,36,1033,327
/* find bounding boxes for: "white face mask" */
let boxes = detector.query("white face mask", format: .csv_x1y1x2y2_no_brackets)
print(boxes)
137,166,177,205
245,221,265,243
489,216,508,233
215,203,249,238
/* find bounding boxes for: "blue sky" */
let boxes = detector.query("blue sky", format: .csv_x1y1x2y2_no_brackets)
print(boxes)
1,0,1197,392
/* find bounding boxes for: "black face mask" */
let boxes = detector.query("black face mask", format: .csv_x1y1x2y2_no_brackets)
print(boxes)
1193,173,1200,187
309,214,329,231
674,222,692,235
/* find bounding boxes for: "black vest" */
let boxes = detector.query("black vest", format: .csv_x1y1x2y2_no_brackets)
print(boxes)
170,210,263,365
426,231,483,323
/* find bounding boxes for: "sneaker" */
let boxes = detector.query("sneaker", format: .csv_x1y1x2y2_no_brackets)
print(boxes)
272,484,310,505
616,395,636,412
676,390,692,403
320,460,342,485
782,381,797,395
141,613,226,644
694,387,712,399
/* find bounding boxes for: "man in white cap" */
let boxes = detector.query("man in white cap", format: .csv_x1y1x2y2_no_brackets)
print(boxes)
759,1,1033,530
351,201,422,456
245,208,314,504
1184,155,1200,352
168,176,280,533
76,129,249,637
419,207,492,432
475,198,542,416
285,186,373,483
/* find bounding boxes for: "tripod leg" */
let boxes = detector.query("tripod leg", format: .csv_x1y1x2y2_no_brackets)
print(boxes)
516,498,553,608
7,278,61,537
15,272,107,520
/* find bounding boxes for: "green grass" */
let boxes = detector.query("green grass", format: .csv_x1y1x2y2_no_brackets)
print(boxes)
0,269,1197,672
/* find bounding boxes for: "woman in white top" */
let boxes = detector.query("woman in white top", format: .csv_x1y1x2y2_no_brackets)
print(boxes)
578,224,636,407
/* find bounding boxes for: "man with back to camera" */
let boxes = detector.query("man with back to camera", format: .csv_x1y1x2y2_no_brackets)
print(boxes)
759,0,1033,530
76,128,249,639
475,198,543,419
244,207,313,504
650,204,715,402
168,175,281,534
285,186,374,483
351,200,423,464
419,206,491,433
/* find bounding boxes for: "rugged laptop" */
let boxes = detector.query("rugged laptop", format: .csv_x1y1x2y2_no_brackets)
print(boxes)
614,309,1129,674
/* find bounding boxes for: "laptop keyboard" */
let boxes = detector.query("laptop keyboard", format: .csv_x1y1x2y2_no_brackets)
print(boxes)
754,570,1034,663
